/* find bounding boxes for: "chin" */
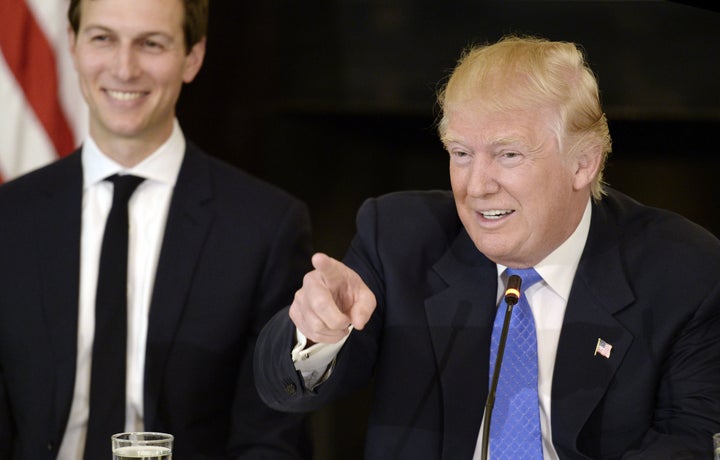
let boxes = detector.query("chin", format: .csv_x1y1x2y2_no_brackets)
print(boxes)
471,236,522,264
105,121,146,138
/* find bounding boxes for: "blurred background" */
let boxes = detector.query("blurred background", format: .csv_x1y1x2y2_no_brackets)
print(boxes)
179,0,720,257
175,2,719,457
2,1,718,458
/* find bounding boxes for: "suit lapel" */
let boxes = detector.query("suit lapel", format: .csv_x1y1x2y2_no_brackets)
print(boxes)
143,146,214,427
424,230,498,459
37,153,84,440
551,199,635,457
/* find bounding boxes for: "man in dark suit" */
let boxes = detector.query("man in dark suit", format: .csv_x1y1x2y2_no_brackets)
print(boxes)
254,36,720,459
0,0,312,458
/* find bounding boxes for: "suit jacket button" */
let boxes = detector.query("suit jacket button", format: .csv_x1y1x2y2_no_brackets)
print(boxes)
283,382,297,395
47,442,54,451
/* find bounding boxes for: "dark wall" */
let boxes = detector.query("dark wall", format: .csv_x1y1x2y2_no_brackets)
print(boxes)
179,1,720,252
177,2,719,458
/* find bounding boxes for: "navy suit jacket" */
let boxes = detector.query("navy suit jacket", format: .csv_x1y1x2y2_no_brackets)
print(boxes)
0,143,313,459
255,189,720,459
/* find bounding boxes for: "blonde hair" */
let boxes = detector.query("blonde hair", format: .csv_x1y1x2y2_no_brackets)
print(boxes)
437,35,612,199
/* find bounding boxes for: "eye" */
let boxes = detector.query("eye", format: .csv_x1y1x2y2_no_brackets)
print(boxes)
143,39,163,50
498,150,524,165
138,35,171,52
90,33,111,43
449,149,472,165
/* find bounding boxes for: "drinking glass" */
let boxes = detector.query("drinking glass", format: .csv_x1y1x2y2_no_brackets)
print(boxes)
111,432,173,460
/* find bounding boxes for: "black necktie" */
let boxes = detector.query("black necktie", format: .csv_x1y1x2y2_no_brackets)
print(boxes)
85,174,145,460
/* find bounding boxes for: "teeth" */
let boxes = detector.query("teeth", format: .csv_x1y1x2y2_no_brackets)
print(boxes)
107,90,142,101
480,210,512,219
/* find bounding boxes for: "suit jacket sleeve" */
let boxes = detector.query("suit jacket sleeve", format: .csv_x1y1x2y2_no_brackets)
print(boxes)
623,278,720,458
254,197,385,413
229,198,314,459
254,191,460,416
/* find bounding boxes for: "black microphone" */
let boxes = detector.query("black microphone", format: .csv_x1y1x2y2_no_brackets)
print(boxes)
480,274,522,460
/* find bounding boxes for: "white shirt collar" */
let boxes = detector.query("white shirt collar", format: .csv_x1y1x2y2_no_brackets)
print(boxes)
497,198,592,301
81,119,186,189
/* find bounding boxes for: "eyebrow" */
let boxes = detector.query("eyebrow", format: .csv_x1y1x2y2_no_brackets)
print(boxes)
81,24,111,34
490,135,533,148
442,134,527,147
81,24,175,41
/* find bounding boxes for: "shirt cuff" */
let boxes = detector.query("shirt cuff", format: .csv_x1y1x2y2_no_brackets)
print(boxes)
291,328,351,389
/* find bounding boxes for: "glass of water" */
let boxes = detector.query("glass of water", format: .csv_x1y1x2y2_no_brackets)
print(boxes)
714,432,720,460
112,432,173,460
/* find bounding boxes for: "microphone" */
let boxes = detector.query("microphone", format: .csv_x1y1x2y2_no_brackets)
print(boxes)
480,274,522,460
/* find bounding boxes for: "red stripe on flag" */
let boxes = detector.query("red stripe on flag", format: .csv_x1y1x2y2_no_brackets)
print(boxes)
0,0,75,159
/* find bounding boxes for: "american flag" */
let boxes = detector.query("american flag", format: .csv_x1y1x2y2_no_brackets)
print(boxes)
0,0,86,184
594,338,613,359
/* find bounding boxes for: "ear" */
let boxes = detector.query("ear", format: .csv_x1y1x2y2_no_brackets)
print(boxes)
182,37,206,83
571,141,603,191
68,25,78,61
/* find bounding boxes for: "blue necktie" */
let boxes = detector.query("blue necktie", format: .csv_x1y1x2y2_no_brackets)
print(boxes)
488,267,544,460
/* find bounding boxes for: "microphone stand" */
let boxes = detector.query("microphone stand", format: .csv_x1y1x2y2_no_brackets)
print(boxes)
480,274,522,460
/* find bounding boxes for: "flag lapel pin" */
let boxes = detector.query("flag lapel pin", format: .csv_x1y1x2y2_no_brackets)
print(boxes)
594,338,612,358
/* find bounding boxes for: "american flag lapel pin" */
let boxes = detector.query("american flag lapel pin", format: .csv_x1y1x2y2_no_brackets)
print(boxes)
594,338,612,358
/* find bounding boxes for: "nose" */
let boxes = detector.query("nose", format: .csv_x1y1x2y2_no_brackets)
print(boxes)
112,44,140,80
466,156,500,197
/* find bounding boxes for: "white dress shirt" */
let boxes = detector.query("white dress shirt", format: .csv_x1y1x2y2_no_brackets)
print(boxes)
293,199,592,460
57,120,185,460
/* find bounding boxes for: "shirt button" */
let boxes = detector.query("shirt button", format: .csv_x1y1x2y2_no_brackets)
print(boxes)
283,382,297,395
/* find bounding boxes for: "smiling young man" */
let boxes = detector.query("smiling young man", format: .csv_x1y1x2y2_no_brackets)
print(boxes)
254,36,720,459
69,0,205,166
0,0,312,458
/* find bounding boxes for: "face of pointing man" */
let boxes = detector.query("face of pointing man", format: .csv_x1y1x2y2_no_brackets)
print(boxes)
444,103,597,268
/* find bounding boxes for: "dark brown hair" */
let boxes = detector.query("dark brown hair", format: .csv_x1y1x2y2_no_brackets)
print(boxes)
68,0,209,53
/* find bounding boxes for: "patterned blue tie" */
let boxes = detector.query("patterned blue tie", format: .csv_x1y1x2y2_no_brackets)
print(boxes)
488,267,544,459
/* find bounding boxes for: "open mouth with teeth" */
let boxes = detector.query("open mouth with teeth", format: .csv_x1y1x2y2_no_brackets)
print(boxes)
479,210,514,220
106,89,144,101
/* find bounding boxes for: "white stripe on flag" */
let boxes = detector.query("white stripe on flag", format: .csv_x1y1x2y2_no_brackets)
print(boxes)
0,52,57,178
26,0,87,144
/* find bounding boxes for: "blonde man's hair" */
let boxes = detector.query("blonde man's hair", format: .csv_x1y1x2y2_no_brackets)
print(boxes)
438,35,612,199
